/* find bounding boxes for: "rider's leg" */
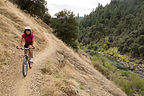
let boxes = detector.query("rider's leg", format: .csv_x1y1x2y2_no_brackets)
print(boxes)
24,44,27,55
29,50,33,58
28,45,33,62
24,50,27,55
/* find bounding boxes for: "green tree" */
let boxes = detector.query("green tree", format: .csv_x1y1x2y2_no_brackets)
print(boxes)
131,43,140,57
9,0,48,19
51,10,78,49
138,46,144,57
43,13,51,25
79,0,144,57
136,35,144,45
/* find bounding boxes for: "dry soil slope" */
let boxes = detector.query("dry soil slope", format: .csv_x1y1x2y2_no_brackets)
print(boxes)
0,0,50,95
0,1,127,96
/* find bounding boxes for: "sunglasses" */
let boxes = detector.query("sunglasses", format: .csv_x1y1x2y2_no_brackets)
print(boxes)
25,29,31,31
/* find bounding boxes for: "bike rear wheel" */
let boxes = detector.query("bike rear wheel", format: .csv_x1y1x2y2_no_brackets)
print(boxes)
22,56,28,77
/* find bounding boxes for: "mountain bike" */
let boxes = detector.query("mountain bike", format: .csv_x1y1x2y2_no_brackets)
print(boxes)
16,46,34,77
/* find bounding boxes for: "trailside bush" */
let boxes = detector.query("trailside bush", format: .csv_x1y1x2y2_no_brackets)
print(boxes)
131,43,140,57
138,46,144,57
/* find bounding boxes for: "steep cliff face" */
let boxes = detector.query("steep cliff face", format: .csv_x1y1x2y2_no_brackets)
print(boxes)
0,1,127,96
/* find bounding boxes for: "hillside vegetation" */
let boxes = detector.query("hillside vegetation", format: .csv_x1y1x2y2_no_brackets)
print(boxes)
79,0,144,95
79,0,144,58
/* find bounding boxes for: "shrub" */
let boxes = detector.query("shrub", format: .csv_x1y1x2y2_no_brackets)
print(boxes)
120,70,130,76
104,62,117,72
138,46,144,57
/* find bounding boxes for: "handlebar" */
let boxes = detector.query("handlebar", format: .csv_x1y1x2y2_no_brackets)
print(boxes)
16,46,35,50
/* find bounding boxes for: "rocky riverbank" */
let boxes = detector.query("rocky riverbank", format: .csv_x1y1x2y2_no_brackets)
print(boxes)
86,49,144,78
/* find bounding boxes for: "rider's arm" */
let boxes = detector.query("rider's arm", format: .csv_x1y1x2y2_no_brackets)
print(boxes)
32,38,34,47
19,37,23,47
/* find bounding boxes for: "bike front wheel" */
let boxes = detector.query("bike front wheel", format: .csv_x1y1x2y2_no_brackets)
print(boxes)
28,61,32,69
22,56,28,77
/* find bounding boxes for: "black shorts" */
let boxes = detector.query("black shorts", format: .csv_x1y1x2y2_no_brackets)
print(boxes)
24,43,32,48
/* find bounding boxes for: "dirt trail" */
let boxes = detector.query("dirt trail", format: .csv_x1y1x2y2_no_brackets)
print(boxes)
14,33,56,96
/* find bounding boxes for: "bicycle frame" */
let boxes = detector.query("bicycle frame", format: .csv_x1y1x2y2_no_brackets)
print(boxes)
16,47,34,77
24,49,30,59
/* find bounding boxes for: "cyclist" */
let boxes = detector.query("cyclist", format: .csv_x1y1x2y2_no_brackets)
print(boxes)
18,26,34,63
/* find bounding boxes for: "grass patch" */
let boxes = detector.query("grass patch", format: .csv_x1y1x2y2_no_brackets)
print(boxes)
92,54,111,79
112,73,144,96
104,61,117,72
55,75,62,79
41,67,52,75
41,91,54,96
0,49,10,66
79,85,85,90
41,59,53,74
92,54,144,96
42,94,52,96
120,70,130,77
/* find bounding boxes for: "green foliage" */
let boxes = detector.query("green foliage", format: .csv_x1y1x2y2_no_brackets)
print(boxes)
131,43,140,57
43,13,51,25
110,71,144,96
9,0,48,19
50,10,79,49
138,45,144,57
92,55,110,78
120,70,130,76
136,35,144,45
104,61,117,72
92,53,144,96
123,74,144,96
87,43,98,50
79,0,144,58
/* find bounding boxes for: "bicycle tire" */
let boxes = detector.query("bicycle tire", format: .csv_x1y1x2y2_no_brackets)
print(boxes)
22,56,28,77
28,60,32,69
